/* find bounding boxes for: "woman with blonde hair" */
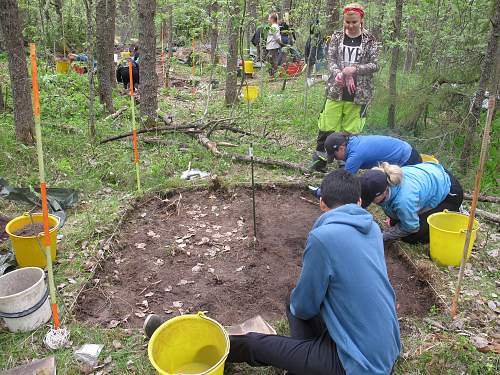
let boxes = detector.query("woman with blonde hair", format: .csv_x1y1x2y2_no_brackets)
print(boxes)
311,2,380,172
360,162,464,244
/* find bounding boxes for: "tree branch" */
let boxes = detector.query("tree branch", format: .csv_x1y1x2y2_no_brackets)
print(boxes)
475,208,500,224
464,193,499,204
99,125,200,144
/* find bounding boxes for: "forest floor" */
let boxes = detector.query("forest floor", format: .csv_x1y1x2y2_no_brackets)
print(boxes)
0,57,499,374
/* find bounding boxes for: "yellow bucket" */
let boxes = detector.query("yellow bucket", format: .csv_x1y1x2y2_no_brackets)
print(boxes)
5,213,59,268
427,211,479,267
121,51,131,59
243,60,254,74
242,86,259,103
421,154,439,163
148,312,230,375
55,59,70,74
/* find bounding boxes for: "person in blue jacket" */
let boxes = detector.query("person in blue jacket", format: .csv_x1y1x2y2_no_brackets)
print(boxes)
324,132,422,174
360,162,463,244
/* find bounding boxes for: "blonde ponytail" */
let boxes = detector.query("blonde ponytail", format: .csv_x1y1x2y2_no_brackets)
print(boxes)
372,162,403,185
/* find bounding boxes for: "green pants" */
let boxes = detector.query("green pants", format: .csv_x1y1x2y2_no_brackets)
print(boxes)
317,99,366,133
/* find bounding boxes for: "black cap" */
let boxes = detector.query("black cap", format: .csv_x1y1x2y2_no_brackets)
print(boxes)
324,133,347,162
360,170,388,208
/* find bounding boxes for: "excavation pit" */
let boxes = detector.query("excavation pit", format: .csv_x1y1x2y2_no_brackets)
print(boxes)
76,186,435,327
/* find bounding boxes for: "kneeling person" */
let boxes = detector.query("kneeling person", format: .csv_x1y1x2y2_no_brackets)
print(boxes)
145,169,401,375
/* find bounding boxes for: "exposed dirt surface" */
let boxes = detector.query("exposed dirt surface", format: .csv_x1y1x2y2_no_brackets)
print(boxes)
76,187,435,328
12,222,52,237
0,216,9,243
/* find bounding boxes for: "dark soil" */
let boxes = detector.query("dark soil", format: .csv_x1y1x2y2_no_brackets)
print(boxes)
13,222,53,237
76,187,435,328
0,216,9,243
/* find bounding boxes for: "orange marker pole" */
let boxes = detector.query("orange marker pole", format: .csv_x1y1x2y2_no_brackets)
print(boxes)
30,43,60,330
128,61,142,194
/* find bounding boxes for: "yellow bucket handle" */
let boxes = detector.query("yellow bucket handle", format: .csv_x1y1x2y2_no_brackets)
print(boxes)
440,209,479,234
193,311,231,375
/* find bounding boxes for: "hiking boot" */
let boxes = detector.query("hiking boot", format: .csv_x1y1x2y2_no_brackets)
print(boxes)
143,314,166,338
309,151,328,173
308,186,321,198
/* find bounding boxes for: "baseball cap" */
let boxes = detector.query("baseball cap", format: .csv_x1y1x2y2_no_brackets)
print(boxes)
324,133,347,161
360,170,388,208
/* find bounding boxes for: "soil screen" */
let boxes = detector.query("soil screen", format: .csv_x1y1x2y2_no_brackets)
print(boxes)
76,187,434,327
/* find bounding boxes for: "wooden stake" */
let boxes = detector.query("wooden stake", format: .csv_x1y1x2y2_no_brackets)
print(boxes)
29,43,60,330
451,94,496,317
128,61,142,194
249,144,257,242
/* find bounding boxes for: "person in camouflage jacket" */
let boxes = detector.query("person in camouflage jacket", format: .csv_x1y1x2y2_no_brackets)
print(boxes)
311,3,380,172
325,30,380,105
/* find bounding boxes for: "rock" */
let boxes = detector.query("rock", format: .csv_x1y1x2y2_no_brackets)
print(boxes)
470,335,489,349
112,340,123,349
107,320,120,329
486,249,498,257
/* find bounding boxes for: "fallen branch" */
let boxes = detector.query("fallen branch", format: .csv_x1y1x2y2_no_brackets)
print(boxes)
104,106,127,121
464,193,499,204
218,125,259,137
99,125,199,144
227,153,311,174
475,208,500,224
196,133,220,154
216,141,238,147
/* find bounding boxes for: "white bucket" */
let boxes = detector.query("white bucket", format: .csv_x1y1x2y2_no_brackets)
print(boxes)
0,267,51,332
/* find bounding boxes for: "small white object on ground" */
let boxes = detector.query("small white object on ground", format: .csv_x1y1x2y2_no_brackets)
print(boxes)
74,343,104,367
181,169,210,180
44,327,70,350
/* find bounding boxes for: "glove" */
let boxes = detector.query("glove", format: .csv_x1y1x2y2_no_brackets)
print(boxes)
308,186,321,198
382,223,412,242
335,72,344,86
345,75,356,95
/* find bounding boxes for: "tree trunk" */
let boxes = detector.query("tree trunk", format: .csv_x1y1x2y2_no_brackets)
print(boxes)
372,0,387,41
325,0,340,36
52,0,65,53
460,1,500,171
108,0,116,88
119,0,130,44
95,0,115,113
225,0,239,106
0,0,34,144
84,0,96,139
247,0,257,52
282,0,292,13
0,82,4,112
138,0,158,120
403,15,415,73
165,5,173,87
387,0,403,129
209,1,220,64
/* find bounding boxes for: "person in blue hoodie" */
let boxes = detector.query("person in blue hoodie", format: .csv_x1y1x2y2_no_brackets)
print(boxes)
324,132,422,174
142,170,401,374
226,169,400,374
360,162,463,243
